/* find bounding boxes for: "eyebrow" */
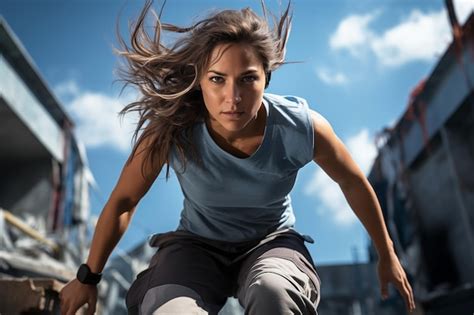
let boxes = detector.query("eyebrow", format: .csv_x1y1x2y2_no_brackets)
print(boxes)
207,69,259,76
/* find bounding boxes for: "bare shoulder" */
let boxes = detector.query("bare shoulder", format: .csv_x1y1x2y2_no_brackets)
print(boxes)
309,109,331,128
308,108,365,185
308,109,339,162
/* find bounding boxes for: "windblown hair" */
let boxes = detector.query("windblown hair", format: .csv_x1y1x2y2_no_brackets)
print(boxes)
113,0,293,181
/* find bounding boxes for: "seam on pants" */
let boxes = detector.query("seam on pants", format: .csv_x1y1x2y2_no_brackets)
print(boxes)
240,257,313,305
290,253,321,308
260,258,310,293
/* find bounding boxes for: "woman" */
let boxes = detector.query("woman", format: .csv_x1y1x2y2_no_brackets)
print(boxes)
59,1,415,314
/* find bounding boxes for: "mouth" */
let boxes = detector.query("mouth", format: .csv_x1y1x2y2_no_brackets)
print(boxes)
221,111,244,119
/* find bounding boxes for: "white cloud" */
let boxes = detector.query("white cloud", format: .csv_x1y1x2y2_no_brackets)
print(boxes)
304,129,378,225
329,12,378,57
330,1,474,67
54,80,139,152
54,80,80,99
316,68,349,85
347,129,378,174
371,9,450,66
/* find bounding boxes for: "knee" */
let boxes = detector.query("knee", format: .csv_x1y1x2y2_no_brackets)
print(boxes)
243,271,318,315
246,272,289,303
141,284,207,314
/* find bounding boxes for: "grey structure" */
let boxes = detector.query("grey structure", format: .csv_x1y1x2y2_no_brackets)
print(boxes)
0,16,97,313
367,12,474,315
0,16,95,255
316,262,409,315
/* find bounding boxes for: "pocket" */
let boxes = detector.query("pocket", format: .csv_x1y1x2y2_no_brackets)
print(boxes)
288,229,315,244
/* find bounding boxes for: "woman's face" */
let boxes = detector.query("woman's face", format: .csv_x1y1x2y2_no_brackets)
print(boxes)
199,42,266,138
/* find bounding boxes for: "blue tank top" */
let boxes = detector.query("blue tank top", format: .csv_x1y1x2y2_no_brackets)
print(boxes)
169,93,314,242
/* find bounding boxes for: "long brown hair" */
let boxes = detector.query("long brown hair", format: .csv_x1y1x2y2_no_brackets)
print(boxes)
113,0,292,180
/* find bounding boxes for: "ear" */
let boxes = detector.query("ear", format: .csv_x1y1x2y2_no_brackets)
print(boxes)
265,72,272,89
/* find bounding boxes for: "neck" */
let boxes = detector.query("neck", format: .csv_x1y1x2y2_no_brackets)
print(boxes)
207,104,265,144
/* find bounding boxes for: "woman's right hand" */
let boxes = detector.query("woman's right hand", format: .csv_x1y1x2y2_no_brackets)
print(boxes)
59,278,98,315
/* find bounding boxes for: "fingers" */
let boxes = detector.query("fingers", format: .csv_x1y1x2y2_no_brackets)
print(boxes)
61,300,95,315
87,305,96,315
401,277,415,312
87,298,97,315
393,276,416,312
380,271,416,312
64,301,78,315
64,303,83,315
59,279,98,315
377,254,416,312
59,295,82,315
404,278,416,311
400,282,411,311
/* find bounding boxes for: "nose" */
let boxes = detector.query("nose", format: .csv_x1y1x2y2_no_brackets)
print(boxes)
224,81,241,105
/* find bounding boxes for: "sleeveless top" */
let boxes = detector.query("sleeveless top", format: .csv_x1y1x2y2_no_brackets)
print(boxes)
169,93,314,242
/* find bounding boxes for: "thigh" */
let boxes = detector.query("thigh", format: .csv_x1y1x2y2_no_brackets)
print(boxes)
235,232,321,310
126,241,231,315
237,256,319,314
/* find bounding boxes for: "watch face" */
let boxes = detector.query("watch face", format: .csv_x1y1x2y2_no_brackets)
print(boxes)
77,264,90,283
77,264,101,285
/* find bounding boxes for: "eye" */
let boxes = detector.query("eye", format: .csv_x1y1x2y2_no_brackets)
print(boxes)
209,76,224,84
241,75,258,83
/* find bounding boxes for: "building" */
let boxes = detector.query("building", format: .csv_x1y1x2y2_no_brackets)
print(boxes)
316,262,408,315
0,16,96,314
367,10,474,315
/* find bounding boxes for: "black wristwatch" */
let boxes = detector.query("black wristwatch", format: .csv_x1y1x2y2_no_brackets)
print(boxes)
76,263,102,285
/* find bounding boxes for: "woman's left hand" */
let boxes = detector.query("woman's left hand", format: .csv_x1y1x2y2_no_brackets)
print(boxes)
377,251,416,312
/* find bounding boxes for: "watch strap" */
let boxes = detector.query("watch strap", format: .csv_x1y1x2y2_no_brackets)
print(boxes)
76,263,102,285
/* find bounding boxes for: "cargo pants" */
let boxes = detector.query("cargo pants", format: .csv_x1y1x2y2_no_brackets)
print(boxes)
125,228,321,314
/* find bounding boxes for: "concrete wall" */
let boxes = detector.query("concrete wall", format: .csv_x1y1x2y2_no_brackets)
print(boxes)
0,157,53,231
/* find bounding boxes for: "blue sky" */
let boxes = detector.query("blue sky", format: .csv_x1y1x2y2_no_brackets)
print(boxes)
1,0,472,265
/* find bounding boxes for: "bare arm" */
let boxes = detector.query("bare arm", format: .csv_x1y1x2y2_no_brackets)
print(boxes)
309,109,415,312
86,135,163,273
310,110,393,259
60,134,163,315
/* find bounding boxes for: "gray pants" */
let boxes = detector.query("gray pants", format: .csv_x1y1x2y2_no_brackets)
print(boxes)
126,228,321,315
